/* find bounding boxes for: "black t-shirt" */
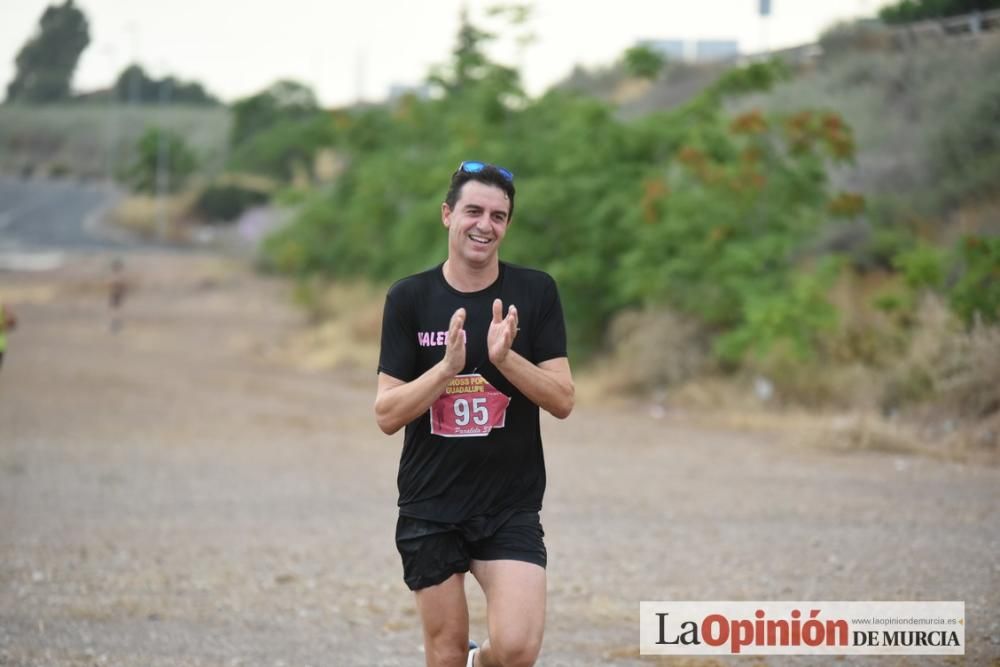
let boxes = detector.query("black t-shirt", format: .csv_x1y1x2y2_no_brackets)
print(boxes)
378,261,567,523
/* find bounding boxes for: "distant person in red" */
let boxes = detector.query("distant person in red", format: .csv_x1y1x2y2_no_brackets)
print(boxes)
0,303,16,371
375,162,574,667
109,257,128,334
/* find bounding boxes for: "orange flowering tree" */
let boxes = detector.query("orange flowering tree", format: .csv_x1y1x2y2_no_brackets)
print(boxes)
615,67,860,362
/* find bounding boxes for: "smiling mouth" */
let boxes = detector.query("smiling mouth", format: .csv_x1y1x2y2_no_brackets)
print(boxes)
469,234,492,245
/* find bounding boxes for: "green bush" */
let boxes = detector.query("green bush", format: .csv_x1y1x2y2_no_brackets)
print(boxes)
879,0,1000,24
950,236,1000,325
894,243,948,290
193,182,270,223
227,113,335,181
714,260,842,363
48,162,71,178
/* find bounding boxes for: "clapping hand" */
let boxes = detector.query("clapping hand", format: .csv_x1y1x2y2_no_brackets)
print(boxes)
488,298,517,366
443,307,466,375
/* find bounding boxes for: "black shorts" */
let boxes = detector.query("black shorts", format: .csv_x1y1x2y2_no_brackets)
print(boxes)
395,510,547,591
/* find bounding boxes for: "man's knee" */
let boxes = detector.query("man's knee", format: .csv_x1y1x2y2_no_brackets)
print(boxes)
489,630,542,667
420,607,470,667
417,579,470,667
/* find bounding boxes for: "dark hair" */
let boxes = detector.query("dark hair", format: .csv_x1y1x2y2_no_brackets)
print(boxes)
444,165,516,221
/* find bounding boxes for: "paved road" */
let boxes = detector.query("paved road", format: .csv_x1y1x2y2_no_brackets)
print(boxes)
0,177,131,266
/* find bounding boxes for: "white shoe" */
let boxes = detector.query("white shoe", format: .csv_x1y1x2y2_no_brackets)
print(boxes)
467,640,479,667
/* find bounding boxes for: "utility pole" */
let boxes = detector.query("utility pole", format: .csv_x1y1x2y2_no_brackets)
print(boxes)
156,72,172,240
100,44,118,184
758,0,772,57
127,22,141,104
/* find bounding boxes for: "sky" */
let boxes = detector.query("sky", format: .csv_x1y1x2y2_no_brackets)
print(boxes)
1,0,893,106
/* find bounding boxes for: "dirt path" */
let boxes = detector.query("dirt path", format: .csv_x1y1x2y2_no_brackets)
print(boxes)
1,252,997,666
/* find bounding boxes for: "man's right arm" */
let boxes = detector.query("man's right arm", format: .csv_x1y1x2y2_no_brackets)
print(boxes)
374,307,466,435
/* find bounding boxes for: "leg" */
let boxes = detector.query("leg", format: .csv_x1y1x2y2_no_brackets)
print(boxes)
414,572,471,667
396,514,474,666
470,559,546,667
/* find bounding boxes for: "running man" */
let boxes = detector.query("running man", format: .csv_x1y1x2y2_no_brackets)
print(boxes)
375,161,574,667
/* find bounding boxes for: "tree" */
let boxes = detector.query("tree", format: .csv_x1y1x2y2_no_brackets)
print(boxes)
426,7,523,102
230,80,320,147
424,8,524,123
6,0,90,103
624,45,665,80
112,64,219,105
122,127,198,194
428,8,496,94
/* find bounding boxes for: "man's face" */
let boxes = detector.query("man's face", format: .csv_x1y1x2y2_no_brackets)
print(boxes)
441,180,511,268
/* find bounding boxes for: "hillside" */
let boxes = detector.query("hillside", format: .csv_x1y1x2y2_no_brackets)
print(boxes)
565,22,1000,237
738,30,1000,239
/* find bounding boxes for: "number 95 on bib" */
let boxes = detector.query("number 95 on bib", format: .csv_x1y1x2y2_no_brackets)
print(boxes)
429,374,510,438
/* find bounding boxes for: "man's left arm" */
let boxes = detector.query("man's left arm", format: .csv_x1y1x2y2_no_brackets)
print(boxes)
488,298,574,419
496,352,574,419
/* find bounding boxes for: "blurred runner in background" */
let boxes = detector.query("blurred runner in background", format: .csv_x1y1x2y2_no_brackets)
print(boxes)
0,302,16,371
108,257,128,334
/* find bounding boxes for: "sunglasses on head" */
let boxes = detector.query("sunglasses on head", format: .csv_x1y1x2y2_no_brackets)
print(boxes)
457,160,514,183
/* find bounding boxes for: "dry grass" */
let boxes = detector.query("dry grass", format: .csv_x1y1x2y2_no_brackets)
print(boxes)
944,193,1000,240
824,269,905,364
812,413,938,456
884,296,1000,419
922,313,1000,420
269,280,384,373
579,295,998,462
805,410,998,464
107,192,199,242
730,298,998,460
0,284,60,306
209,171,280,193
590,307,710,395
746,353,886,410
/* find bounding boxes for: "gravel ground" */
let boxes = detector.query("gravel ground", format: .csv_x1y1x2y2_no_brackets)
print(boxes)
1,252,998,667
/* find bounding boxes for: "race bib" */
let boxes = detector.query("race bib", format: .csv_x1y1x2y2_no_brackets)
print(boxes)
429,374,510,438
